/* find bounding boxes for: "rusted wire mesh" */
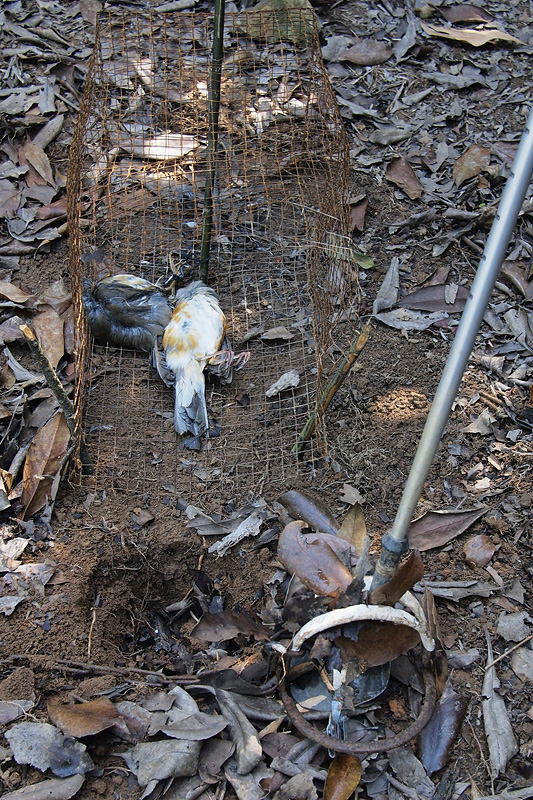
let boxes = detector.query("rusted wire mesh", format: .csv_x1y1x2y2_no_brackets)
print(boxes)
67,8,357,510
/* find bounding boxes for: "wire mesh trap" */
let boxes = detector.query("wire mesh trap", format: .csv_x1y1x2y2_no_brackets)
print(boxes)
67,8,357,511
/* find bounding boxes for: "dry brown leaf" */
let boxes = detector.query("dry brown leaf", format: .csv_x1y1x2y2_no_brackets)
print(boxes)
303,533,355,565
48,697,121,738
0,315,27,343
408,507,486,551
192,609,271,642
0,180,22,219
343,39,393,66
370,550,425,606
337,623,420,666
278,489,339,535
62,306,76,355
440,4,494,23
112,189,159,214
22,143,55,186
482,632,518,776
324,754,362,800
421,588,448,696
461,408,496,434
492,140,519,165
500,261,533,301
349,197,368,233
337,503,367,555
0,242,37,256
30,396,60,429
131,508,154,527
397,284,469,313
278,521,353,599
463,533,496,568
0,363,16,390
36,197,68,221
417,683,468,775
37,279,72,315
453,144,491,186
261,326,294,341
32,115,65,150
421,20,521,47
33,309,65,368
79,0,103,26
6,775,85,799
21,412,71,518
117,133,200,160
385,157,423,200
0,282,34,305
339,483,364,505
18,147,47,188
237,0,315,47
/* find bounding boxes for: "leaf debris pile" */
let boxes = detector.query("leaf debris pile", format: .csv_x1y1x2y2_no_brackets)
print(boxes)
1,488,532,799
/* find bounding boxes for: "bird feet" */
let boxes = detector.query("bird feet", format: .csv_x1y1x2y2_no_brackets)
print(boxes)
208,348,250,370
230,350,251,371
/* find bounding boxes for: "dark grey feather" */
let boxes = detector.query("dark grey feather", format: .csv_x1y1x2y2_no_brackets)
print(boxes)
83,275,172,352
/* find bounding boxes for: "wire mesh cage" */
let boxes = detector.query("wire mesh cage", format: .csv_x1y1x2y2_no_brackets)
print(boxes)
67,8,357,511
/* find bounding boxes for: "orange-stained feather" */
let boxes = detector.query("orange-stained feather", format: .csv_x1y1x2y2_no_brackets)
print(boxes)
162,281,228,436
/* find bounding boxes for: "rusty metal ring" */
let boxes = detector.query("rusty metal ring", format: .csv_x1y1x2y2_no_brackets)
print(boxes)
278,656,436,755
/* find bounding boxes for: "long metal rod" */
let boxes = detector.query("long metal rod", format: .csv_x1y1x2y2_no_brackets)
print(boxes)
199,0,225,284
371,105,533,590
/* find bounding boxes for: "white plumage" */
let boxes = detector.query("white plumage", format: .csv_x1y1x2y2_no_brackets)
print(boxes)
161,281,236,436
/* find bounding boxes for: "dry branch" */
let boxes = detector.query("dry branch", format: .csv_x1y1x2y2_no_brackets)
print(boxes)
292,320,372,454
20,323,93,474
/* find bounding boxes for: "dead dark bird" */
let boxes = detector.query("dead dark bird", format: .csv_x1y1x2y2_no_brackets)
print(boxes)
82,273,172,352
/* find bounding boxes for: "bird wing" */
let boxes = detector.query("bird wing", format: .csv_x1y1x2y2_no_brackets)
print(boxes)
205,334,234,384
152,337,175,388
94,276,171,329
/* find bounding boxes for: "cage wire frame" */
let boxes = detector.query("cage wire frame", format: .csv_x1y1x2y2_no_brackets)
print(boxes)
67,8,358,511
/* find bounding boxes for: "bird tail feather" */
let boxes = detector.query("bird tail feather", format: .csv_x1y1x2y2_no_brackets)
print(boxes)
173,362,208,435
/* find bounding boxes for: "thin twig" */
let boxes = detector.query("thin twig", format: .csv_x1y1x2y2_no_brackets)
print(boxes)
87,606,98,660
467,717,494,796
292,320,372,455
0,654,200,684
386,773,421,800
484,632,533,670
475,788,533,800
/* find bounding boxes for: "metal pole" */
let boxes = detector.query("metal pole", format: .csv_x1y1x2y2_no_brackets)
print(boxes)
371,105,533,591
199,0,225,284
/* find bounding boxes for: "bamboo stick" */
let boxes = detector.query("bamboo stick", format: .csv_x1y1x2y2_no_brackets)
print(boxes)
199,0,225,283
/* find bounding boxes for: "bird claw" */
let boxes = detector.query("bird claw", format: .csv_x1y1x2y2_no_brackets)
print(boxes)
232,351,251,371
207,348,232,367
208,348,250,370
